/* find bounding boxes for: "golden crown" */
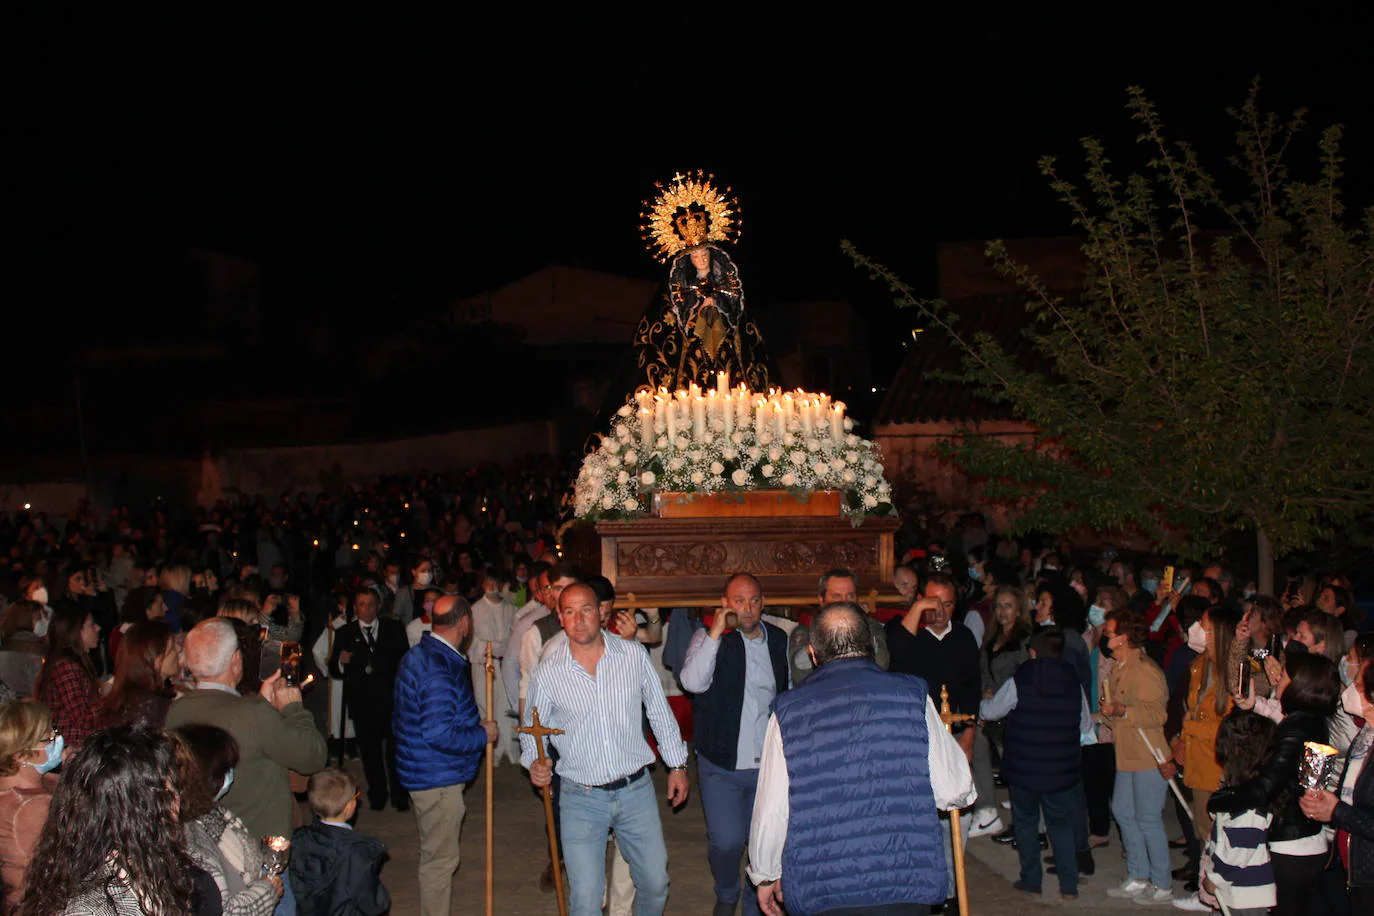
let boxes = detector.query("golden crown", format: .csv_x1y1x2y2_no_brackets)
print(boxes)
640,171,741,262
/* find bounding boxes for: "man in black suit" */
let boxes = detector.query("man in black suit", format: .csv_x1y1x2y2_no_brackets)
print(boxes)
329,586,411,811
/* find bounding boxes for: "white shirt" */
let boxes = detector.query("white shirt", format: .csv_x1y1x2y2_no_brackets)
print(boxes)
680,626,783,769
471,595,517,657
520,632,687,785
503,602,549,704
962,610,985,648
405,617,432,648
978,676,1098,745
746,696,975,884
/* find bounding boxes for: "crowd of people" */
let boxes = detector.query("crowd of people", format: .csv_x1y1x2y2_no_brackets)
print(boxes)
0,475,1369,916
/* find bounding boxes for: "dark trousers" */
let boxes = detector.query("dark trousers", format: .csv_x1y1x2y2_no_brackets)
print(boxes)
1082,743,1116,838
352,699,406,808
1271,851,1326,916
816,906,929,916
1010,784,1079,895
698,754,762,914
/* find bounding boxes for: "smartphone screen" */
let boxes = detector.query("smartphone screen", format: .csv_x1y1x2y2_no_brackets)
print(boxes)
1160,566,1175,596
280,642,303,687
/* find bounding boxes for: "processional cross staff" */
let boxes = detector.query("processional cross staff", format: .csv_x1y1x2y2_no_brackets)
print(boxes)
938,685,974,916
515,707,568,916
483,644,496,916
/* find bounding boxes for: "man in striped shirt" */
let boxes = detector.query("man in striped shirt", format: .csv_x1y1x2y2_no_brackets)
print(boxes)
522,582,690,916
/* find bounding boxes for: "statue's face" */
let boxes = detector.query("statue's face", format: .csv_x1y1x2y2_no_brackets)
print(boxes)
689,248,711,272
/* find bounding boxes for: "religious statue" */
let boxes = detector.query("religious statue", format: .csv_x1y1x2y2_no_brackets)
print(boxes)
635,172,773,392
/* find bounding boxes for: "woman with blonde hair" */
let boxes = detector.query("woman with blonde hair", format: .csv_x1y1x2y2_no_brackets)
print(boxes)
0,701,61,910
159,564,193,634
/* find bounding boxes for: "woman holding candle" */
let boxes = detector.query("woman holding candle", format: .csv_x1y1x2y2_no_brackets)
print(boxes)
1210,652,1340,916
1300,659,1374,913
1099,607,1173,904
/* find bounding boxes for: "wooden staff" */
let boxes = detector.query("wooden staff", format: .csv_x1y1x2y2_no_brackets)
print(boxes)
939,686,975,916
515,707,567,916
484,643,496,916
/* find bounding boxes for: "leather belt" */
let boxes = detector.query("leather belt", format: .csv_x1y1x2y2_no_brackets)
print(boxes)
587,766,648,791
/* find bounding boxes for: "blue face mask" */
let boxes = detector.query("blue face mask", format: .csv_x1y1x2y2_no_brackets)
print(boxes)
1141,578,1160,595
1339,657,1354,687
1088,604,1107,627
214,768,235,802
968,566,982,582
31,734,63,775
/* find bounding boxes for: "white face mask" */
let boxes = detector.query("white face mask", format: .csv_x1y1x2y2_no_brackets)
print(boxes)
1186,620,1208,654
415,571,433,587
31,587,49,606
1338,656,1355,687
1341,680,1365,718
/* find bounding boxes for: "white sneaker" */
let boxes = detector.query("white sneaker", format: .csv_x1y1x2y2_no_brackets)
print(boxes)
1107,878,1151,899
1133,885,1175,906
967,811,1005,838
1170,893,1213,912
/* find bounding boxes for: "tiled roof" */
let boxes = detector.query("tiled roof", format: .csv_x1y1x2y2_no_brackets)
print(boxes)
875,292,1055,426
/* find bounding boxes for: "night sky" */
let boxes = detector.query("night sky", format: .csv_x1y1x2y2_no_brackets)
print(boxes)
12,5,1372,346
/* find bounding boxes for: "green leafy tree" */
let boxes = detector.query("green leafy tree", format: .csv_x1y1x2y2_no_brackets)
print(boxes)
846,84,1373,590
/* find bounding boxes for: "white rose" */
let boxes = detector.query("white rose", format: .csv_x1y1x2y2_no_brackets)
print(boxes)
862,493,878,508
831,458,847,472
813,461,830,477
844,418,854,431
731,431,745,445
731,468,750,486
656,436,668,449
845,450,860,463
675,437,690,451
615,424,630,440
710,461,724,475
623,450,638,464
691,471,705,485
789,451,806,466
781,472,797,487
874,464,885,476
842,469,856,483
668,457,685,472
700,434,714,446
846,434,859,447
712,418,726,433
747,447,763,460
641,471,657,486
783,433,796,447
601,494,615,510
617,471,630,485
761,464,775,478
805,438,820,452
768,447,783,462
721,447,738,461
624,497,639,511
865,475,878,488
616,404,632,417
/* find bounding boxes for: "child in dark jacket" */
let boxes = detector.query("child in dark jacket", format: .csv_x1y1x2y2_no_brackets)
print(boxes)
290,769,390,916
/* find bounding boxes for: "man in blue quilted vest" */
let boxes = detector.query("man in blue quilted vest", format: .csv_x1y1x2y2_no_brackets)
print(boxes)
747,601,975,916
392,595,498,916
680,573,791,916
978,626,1096,901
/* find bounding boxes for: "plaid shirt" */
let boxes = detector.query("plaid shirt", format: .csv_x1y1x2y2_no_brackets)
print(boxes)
37,658,102,751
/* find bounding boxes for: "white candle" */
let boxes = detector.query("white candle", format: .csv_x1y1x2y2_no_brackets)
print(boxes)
717,370,729,397
774,403,786,438
640,408,654,451
667,405,678,442
706,389,718,427
799,399,813,436
693,397,707,437
754,399,767,441
830,403,845,440
654,397,665,436
737,392,750,428
722,394,734,436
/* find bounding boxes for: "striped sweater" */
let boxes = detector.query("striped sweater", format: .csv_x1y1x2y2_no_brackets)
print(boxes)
1204,807,1276,910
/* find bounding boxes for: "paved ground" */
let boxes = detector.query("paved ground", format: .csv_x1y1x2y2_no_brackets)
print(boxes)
330,756,1191,915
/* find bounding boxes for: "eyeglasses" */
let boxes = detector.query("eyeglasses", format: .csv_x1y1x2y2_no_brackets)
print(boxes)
31,728,58,749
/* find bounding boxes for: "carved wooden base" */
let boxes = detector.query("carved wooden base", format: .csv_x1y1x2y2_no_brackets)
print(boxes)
595,515,900,608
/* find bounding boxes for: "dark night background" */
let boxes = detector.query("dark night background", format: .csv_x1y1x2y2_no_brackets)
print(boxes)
8,4,1372,461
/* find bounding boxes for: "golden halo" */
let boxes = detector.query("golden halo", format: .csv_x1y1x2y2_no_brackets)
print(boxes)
640,170,742,263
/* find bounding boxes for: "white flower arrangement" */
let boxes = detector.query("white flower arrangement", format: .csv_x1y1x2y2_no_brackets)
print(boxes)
572,382,895,523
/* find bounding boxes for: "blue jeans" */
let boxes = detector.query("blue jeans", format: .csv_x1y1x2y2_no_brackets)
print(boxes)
1112,768,1170,888
1009,784,1079,895
275,871,297,916
560,772,669,916
697,755,762,914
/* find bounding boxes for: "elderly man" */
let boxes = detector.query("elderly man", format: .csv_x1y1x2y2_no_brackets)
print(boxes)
393,595,497,916
680,573,790,916
523,582,689,916
167,617,328,916
748,602,975,916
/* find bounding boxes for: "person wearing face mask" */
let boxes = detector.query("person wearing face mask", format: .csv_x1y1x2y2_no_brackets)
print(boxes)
172,724,284,915
390,557,435,628
1160,605,1241,898
17,577,53,640
0,701,61,911
469,570,518,766
1300,657,1374,913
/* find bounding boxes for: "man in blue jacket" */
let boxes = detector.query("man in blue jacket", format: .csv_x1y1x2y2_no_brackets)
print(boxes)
393,595,497,916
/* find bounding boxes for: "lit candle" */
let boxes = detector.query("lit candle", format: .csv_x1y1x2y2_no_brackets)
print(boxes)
706,389,718,426
717,370,729,397
774,403,786,438
830,403,844,440
640,408,654,451
754,398,767,441
799,399,813,436
654,396,665,436
737,392,750,428
693,396,707,437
